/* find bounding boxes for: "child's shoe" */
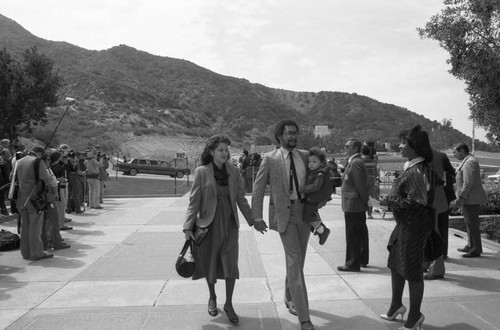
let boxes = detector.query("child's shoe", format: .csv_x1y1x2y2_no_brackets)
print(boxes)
314,224,330,245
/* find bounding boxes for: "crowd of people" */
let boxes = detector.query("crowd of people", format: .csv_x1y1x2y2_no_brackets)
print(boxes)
0,139,109,261
182,120,488,330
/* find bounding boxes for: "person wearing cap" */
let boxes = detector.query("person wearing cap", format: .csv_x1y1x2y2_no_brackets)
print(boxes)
51,151,73,230
85,151,102,209
67,151,84,213
98,152,109,204
16,146,54,260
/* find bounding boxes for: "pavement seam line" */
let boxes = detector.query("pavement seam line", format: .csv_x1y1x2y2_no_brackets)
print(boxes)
152,279,169,307
456,302,500,330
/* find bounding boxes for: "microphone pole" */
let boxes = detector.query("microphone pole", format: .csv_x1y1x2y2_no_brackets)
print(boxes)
45,97,77,150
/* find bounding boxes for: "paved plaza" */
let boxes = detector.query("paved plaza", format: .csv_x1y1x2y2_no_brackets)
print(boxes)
1,194,499,330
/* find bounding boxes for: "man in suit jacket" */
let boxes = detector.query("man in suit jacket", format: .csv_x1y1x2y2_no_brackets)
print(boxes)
424,149,456,279
338,138,369,272
16,146,53,261
452,143,487,258
252,120,314,330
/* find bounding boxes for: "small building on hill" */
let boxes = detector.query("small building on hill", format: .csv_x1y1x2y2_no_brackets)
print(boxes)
314,125,331,137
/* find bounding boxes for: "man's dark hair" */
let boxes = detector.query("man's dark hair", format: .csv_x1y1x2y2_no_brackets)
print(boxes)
346,138,362,153
200,135,231,165
50,151,61,163
243,150,249,156
274,120,299,144
399,125,433,162
454,143,469,154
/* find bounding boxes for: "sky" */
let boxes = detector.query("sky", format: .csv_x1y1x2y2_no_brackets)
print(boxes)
0,0,488,141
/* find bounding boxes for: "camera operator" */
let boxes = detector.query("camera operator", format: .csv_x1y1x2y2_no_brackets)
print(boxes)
41,151,70,250
97,152,109,204
85,150,102,209
52,151,72,230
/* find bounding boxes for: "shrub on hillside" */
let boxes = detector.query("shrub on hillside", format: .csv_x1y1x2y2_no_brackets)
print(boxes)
449,181,500,215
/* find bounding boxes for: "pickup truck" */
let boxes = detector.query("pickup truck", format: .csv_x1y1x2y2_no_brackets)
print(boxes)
118,158,191,178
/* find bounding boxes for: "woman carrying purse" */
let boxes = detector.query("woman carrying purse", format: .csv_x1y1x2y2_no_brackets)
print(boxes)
183,135,253,325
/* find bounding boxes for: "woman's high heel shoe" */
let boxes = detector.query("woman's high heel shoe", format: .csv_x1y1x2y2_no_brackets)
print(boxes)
223,304,239,324
208,297,218,316
380,305,407,321
399,313,425,330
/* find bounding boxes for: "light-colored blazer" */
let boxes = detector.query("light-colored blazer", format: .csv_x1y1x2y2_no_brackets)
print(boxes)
251,148,309,233
16,154,51,209
455,154,487,205
341,154,369,213
183,162,252,230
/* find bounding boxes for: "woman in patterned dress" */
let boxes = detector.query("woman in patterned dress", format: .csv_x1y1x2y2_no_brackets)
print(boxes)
183,135,253,325
379,125,440,330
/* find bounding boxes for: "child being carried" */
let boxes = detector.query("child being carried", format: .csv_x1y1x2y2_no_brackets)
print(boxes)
300,147,333,245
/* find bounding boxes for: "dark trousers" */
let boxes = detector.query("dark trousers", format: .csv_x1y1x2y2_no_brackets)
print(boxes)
462,204,482,255
41,204,62,248
0,187,8,212
69,174,83,211
437,210,449,257
344,211,369,269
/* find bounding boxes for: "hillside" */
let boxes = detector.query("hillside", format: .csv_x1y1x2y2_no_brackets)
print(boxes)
0,13,488,156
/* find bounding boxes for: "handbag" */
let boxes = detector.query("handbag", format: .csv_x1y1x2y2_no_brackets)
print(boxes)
192,226,209,245
423,229,444,262
175,240,195,278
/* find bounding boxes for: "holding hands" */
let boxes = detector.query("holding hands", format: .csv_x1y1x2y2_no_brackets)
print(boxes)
253,220,268,234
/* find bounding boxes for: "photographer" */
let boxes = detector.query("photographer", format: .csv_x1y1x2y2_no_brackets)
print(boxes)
98,152,109,204
41,151,70,250
52,151,72,230
84,151,102,209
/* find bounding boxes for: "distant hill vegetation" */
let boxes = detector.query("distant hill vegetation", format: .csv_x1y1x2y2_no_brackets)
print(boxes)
0,13,494,155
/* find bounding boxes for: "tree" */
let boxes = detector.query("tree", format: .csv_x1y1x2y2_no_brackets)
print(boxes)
0,47,61,139
418,0,500,142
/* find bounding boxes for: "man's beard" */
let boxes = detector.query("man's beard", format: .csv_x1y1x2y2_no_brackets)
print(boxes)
285,140,297,149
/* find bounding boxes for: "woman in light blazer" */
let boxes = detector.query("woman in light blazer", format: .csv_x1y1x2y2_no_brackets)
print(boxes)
183,135,253,325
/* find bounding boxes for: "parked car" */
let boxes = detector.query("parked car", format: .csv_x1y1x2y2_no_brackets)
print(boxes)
118,158,191,178
487,169,500,182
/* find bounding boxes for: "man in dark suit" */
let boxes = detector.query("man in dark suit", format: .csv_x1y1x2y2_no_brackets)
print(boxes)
16,146,53,260
424,149,456,279
452,143,487,258
338,138,369,272
252,120,314,330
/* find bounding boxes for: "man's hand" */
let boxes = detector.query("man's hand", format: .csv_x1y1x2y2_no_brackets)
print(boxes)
452,198,464,209
253,220,268,234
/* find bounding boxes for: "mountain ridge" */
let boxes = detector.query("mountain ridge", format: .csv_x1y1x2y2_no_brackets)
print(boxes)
0,13,486,155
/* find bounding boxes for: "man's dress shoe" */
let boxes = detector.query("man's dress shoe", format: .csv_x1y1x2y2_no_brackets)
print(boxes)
462,252,480,258
284,300,297,316
337,265,360,272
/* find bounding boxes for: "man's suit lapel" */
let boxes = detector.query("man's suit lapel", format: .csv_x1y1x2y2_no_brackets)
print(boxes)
276,149,288,192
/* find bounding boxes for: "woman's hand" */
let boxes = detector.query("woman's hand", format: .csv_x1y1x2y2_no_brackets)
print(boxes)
184,230,195,241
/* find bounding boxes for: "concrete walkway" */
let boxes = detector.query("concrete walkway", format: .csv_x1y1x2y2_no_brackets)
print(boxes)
0,195,499,330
